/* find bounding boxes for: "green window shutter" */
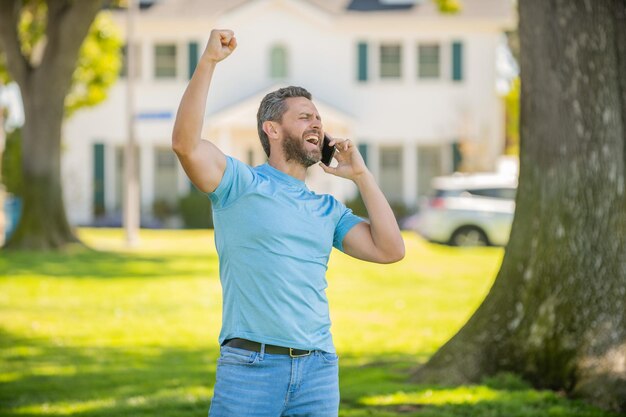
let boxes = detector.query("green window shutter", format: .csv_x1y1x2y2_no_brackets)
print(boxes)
452,41,463,81
120,44,128,78
452,142,462,171
358,143,368,166
93,143,105,216
357,42,368,82
188,42,199,79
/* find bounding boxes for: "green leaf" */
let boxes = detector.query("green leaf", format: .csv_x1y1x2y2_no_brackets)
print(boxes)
434,0,462,14
65,12,122,118
1,128,23,197
0,52,11,84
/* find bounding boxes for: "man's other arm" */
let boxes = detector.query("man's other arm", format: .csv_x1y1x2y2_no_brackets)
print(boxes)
320,139,405,264
172,29,237,193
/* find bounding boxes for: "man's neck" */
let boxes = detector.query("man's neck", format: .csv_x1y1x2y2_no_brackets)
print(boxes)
267,156,308,181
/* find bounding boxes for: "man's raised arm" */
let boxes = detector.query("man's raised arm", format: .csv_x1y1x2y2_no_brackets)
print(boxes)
172,29,237,193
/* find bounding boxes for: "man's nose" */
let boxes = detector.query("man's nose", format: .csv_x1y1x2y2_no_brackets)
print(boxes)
310,119,322,130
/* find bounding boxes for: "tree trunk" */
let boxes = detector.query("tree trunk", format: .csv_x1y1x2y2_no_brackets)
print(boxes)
412,0,626,412
0,0,103,250
6,74,79,249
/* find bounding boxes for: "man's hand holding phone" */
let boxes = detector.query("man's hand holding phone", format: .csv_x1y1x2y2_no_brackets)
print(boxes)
321,134,336,166
319,135,368,182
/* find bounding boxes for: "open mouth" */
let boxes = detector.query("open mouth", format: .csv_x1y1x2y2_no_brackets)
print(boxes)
305,134,320,146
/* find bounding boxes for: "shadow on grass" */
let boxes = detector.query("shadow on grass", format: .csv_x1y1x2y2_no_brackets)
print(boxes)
0,250,219,280
1,330,619,417
0,328,218,416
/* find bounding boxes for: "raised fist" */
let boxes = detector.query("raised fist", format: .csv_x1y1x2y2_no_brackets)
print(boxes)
202,29,237,63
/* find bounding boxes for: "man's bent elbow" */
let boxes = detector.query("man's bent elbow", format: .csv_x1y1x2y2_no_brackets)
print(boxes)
171,134,194,157
380,243,405,264
390,246,406,263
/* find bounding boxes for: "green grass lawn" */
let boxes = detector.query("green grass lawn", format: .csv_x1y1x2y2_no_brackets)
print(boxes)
0,229,618,417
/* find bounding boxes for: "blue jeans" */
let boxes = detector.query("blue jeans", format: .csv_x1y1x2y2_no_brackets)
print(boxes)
208,344,340,417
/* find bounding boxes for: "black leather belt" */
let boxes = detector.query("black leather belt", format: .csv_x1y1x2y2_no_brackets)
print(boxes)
224,338,312,358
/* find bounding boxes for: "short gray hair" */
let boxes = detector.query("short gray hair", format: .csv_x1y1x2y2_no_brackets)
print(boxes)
257,86,312,157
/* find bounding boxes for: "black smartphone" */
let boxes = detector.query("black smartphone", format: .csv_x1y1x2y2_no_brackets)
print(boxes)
321,133,336,166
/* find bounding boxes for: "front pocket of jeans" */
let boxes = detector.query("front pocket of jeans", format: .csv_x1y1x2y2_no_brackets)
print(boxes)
319,351,339,364
218,347,259,365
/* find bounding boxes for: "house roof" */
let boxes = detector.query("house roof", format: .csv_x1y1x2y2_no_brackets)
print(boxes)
317,0,514,18
345,0,417,12
145,0,250,18
145,0,514,21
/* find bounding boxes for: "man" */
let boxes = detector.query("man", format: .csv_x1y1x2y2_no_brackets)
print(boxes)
172,29,404,417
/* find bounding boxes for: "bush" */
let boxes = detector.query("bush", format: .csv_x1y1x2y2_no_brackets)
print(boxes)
389,201,410,220
344,193,368,218
482,372,532,391
178,189,213,229
152,199,178,222
1,128,23,197
345,192,409,223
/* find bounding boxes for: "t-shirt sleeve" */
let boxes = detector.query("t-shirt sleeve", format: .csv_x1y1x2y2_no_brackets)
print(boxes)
208,156,255,209
333,202,365,252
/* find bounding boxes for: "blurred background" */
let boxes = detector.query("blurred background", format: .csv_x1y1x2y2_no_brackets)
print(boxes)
0,0,520,247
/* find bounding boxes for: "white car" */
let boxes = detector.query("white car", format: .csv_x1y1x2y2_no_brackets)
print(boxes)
415,173,517,246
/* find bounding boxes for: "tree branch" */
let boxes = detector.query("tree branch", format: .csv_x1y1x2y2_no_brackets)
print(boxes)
39,0,103,89
0,0,31,86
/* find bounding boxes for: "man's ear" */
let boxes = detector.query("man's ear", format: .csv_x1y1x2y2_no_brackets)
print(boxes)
262,121,279,139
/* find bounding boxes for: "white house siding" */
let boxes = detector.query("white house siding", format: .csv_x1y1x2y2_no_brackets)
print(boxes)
61,0,513,226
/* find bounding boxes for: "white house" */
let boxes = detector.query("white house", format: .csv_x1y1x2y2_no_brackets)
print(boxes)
62,0,515,226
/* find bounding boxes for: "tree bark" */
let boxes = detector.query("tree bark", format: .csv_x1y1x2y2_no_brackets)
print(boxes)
412,0,626,412
0,0,103,250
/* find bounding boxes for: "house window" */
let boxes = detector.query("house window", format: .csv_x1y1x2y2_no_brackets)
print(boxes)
120,43,141,79
418,44,440,79
379,146,404,203
381,147,402,168
270,45,288,79
156,148,176,169
417,145,446,198
379,44,402,79
114,146,140,211
154,147,179,205
154,43,177,78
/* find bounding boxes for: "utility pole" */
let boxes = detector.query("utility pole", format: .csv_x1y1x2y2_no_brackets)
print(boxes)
124,0,140,247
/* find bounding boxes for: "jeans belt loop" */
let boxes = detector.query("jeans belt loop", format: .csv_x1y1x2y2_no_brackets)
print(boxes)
260,343,266,360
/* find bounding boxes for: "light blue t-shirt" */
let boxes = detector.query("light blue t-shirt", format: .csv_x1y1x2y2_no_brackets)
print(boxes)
208,156,363,352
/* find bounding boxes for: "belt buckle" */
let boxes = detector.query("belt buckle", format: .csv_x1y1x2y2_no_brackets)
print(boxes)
289,348,312,358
